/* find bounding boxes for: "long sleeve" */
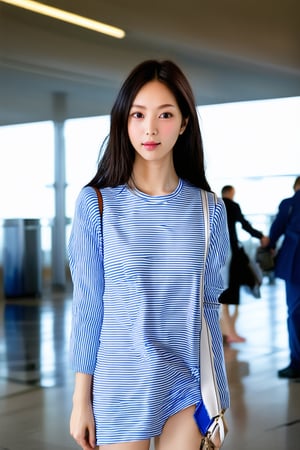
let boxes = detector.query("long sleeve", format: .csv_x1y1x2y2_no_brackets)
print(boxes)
68,187,104,374
223,198,262,250
236,203,263,239
269,197,293,248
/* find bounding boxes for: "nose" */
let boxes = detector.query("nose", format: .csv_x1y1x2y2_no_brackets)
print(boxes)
146,128,158,136
145,118,158,135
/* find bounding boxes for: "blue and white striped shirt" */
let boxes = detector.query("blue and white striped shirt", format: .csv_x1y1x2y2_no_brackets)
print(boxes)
69,179,230,445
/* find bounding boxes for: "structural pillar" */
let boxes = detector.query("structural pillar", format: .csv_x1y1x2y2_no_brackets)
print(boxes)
52,92,67,288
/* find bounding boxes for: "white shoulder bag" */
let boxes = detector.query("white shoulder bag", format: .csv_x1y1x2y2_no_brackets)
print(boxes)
194,190,228,450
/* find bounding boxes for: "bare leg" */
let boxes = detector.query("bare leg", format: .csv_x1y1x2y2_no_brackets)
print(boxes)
230,305,239,331
99,439,150,450
155,405,202,450
220,304,245,343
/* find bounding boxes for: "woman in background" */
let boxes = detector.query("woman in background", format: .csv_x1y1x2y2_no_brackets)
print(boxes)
219,185,268,343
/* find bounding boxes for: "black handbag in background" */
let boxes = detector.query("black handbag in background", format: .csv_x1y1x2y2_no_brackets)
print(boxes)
255,246,275,272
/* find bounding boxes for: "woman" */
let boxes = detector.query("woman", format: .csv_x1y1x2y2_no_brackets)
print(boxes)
68,60,230,450
219,185,267,343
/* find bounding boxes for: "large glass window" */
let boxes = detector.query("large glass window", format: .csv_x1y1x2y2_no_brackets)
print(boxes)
1,97,299,266
0,121,54,265
65,115,110,219
0,121,54,219
198,96,300,217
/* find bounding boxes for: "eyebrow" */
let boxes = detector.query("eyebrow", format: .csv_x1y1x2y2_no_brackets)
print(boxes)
130,103,176,109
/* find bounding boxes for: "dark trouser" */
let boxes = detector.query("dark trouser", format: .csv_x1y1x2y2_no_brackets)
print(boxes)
285,281,300,369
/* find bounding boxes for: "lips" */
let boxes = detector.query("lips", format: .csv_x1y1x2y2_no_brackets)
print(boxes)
142,141,160,150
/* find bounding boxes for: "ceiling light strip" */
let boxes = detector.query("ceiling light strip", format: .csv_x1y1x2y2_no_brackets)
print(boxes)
1,0,125,39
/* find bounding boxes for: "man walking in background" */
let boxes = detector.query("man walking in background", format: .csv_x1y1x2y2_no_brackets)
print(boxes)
265,176,300,378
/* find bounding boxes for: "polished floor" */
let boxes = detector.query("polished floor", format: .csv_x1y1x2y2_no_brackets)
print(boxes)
0,275,299,450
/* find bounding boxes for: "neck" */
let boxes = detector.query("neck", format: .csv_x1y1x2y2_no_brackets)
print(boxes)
130,163,179,196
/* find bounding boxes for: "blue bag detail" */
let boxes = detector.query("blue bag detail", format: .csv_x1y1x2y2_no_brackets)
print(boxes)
194,401,214,435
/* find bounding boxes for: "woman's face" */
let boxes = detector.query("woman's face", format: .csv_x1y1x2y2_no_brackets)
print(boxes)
128,80,187,164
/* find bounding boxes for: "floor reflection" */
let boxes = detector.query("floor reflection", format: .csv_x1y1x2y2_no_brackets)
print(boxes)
0,279,299,450
3,303,41,384
0,290,72,388
223,345,249,432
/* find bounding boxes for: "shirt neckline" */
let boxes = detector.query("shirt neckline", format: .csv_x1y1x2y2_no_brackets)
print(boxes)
126,178,183,202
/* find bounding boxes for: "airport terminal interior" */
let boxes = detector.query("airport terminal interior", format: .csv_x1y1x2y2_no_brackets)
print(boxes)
1,1,300,449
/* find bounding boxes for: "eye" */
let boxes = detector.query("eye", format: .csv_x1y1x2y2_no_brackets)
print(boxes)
159,112,173,119
130,111,144,119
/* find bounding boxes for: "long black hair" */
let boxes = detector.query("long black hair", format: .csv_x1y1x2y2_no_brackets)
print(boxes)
87,59,210,191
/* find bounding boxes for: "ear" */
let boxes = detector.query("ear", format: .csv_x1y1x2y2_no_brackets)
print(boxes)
179,117,189,135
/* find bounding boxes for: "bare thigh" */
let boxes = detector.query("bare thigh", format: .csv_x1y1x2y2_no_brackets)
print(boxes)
154,405,202,450
98,439,150,450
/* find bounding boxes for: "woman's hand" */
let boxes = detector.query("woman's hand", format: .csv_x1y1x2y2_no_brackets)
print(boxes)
260,235,270,247
70,401,96,449
70,373,96,449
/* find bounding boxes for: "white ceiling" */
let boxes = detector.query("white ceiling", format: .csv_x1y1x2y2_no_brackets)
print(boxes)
0,0,300,125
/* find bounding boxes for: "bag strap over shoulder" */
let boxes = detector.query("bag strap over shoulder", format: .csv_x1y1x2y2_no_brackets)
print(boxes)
93,187,103,215
200,189,222,416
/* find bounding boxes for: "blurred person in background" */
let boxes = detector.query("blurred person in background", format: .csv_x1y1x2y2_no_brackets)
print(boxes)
219,185,268,343
264,176,300,379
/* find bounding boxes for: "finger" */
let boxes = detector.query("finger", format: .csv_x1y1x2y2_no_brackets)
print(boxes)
87,426,96,448
79,438,94,450
71,431,91,450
